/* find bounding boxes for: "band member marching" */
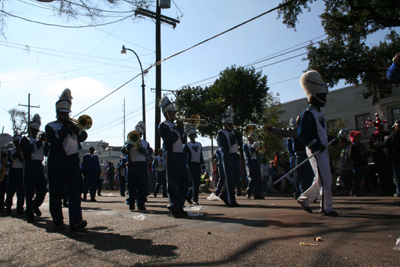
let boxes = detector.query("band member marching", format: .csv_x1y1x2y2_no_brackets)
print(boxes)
81,146,101,202
20,114,49,223
184,125,207,205
5,135,25,215
296,70,338,217
217,106,242,207
45,89,88,230
244,133,264,199
122,121,152,211
158,95,189,218
152,149,167,198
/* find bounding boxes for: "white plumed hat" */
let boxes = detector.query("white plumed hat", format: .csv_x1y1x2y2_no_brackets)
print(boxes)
300,70,328,101
28,114,41,130
56,88,73,113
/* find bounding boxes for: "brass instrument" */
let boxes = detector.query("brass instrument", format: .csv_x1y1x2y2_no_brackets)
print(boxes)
38,131,48,143
69,115,93,131
177,114,205,128
234,125,254,136
127,130,142,149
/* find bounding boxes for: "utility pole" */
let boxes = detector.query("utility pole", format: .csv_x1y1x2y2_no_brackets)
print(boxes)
18,93,40,124
135,1,179,150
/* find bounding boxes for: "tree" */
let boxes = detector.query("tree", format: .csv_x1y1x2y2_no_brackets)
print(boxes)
0,0,153,36
8,108,29,135
174,65,284,159
277,0,400,104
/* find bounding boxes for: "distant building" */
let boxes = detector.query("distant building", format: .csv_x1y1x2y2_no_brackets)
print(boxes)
79,140,108,162
279,85,400,146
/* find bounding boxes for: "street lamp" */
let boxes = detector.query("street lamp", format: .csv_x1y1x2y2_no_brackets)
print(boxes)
121,45,147,140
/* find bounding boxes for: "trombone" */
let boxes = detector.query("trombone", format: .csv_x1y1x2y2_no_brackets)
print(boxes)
69,115,93,131
233,125,254,136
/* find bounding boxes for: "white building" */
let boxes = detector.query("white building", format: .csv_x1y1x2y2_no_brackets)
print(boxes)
279,85,400,144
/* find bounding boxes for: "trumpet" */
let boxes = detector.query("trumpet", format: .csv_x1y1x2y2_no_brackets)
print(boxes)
127,130,142,149
234,125,254,136
177,114,205,128
69,115,93,131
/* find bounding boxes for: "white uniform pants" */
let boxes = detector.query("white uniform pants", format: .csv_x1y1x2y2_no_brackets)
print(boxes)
297,148,333,212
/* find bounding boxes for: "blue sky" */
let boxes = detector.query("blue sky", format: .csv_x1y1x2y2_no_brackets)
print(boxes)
0,0,387,148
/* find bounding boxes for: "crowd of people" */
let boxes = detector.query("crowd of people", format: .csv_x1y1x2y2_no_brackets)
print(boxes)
1,54,400,229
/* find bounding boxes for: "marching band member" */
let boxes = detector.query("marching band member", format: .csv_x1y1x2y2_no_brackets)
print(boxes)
81,147,101,202
116,156,128,197
184,126,207,205
152,149,167,198
45,89,88,231
158,95,189,218
0,147,10,214
217,106,242,207
122,121,152,211
5,135,25,215
296,70,338,217
20,114,49,223
265,117,314,199
243,133,264,199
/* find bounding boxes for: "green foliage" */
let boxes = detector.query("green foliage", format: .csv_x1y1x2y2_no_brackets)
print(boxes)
277,0,400,104
174,65,284,159
327,117,347,162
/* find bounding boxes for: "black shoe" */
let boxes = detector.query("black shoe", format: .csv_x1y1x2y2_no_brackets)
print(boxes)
27,216,34,223
230,202,240,207
6,206,11,214
154,191,157,198
70,220,87,231
121,194,126,197
52,223,66,231
163,195,168,197
63,201,69,207
129,204,135,211
171,212,184,218
298,200,313,213
246,194,251,199
254,195,265,200
186,197,193,205
17,209,24,216
98,193,102,196
220,195,230,206
33,207,42,217
137,204,146,211
321,210,339,217
90,198,96,202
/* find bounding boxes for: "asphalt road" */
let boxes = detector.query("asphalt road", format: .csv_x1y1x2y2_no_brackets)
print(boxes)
1,192,399,266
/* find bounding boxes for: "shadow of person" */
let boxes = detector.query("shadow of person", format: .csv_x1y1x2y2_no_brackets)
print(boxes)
31,219,178,257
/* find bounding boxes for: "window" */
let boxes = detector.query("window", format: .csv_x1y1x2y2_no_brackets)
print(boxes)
391,108,400,123
355,113,370,138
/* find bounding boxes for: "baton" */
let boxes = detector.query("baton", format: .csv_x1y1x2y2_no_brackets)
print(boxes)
274,130,346,184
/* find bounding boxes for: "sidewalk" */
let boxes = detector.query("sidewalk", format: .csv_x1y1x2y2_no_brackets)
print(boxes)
1,192,399,266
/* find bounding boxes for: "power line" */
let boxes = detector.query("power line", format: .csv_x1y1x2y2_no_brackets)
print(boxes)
0,10,135,28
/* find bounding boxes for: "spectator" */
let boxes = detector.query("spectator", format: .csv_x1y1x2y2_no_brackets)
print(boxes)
339,138,353,193
383,119,400,197
349,131,371,196
387,52,400,81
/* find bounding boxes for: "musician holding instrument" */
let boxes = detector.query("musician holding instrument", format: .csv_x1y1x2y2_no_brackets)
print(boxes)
184,126,207,205
5,135,25,215
243,133,264,200
265,117,314,199
122,121,152,211
0,147,10,215
20,114,49,223
45,89,88,231
158,95,189,218
217,106,242,207
296,71,338,217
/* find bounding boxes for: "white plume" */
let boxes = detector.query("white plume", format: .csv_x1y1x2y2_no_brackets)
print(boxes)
59,88,73,101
